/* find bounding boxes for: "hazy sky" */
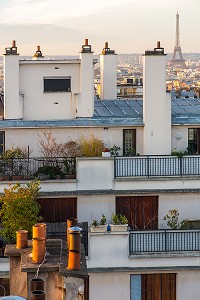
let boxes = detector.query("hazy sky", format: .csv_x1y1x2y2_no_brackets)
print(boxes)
0,0,199,55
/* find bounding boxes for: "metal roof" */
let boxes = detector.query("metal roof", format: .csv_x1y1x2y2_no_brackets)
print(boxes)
1,98,200,128
94,98,200,125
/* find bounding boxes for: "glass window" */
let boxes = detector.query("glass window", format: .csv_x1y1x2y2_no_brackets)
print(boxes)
44,77,71,92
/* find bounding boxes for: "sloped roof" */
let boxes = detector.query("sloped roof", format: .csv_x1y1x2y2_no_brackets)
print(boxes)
94,98,200,125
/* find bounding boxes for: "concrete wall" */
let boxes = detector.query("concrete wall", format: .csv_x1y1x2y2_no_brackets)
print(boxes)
3,125,195,156
4,126,142,157
87,232,200,269
4,54,21,119
77,195,115,224
89,271,200,300
19,62,80,120
89,272,130,300
143,53,171,155
100,54,117,100
77,157,114,190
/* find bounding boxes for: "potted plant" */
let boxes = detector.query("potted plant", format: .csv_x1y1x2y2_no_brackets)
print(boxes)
102,148,110,157
110,213,128,232
90,214,107,233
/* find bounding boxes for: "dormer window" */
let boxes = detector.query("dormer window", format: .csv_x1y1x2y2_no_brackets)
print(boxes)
43,77,71,92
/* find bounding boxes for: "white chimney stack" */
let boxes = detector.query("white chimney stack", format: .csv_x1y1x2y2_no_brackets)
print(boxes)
143,42,171,155
100,42,117,100
79,39,94,117
4,40,22,119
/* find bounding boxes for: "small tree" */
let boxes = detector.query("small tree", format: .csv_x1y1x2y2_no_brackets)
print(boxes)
0,180,41,243
163,209,187,229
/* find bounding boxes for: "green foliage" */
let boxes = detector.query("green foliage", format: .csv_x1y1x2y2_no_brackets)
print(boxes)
100,214,106,225
112,213,128,225
124,149,136,156
0,181,41,242
1,146,28,159
110,145,121,156
79,134,105,157
63,158,76,175
91,219,98,227
171,151,185,158
34,165,65,179
163,209,187,229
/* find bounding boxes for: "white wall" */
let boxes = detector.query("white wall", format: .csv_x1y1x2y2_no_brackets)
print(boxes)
77,157,114,190
77,195,115,224
159,193,200,228
87,231,200,269
171,126,188,152
89,271,200,300
4,126,141,156
19,61,80,120
89,272,130,300
177,271,200,300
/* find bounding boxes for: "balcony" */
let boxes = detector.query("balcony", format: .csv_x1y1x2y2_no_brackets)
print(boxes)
0,157,76,181
129,229,200,255
114,155,200,178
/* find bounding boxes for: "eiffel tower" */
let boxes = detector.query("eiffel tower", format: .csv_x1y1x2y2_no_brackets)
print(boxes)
171,11,185,67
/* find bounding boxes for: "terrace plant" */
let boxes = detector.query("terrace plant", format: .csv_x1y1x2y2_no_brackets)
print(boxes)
0,180,41,243
163,209,187,229
79,134,105,157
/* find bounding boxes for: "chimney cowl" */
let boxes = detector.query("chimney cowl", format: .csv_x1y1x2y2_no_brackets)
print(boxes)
81,38,93,53
5,40,18,55
33,45,44,58
102,42,116,55
145,42,165,56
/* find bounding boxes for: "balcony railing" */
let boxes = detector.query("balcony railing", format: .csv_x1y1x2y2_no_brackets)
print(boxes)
114,155,200,178
0,157,76,181
129,229,200,255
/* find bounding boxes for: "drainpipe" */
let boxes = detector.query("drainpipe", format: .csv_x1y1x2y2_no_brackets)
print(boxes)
67,226,82,270
16,230,28,249
30,290,45,300
67,218,78,247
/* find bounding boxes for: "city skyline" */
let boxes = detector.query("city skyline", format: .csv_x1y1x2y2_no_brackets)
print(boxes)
0,0,199,55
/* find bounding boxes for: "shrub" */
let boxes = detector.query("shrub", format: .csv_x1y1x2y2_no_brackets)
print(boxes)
0,181,41,242
1,146,28,159
34,165,65,179
112,213,128,225
100,214,106,225
163,209,187,229
79,134,105,157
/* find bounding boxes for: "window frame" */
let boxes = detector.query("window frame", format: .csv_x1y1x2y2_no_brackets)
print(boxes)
43,76,71,93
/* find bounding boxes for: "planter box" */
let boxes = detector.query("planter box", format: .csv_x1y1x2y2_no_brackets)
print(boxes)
102,152,111,157
110,224,128,232
90,225,107,233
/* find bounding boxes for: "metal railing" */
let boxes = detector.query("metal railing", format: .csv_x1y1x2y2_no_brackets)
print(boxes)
129,229,200,254
114,155,200,178
0,157,76,181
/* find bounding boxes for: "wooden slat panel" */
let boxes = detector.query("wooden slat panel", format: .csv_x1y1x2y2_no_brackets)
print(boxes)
161,273,176,300
116,196,158,230
37,197,77,223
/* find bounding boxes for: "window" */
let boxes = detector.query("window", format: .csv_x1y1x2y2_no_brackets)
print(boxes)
131,274,176,300
123,129,136,156
0,131,5,154
44,77,71,92
188,128,200,154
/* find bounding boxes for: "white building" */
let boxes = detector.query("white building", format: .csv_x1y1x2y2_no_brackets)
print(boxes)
1,40,200,300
